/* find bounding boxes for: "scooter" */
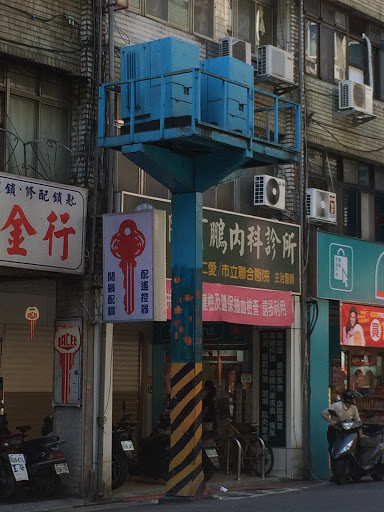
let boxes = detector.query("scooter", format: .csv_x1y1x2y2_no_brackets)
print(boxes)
329,409,384,484
111,412,136,489
201,426,220,482
0,414,68,497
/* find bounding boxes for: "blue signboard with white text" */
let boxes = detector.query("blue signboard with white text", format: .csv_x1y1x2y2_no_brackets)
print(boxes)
317,231,384,305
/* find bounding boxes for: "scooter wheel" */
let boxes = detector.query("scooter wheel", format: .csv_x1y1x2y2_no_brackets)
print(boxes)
371,471,384,481
332,458,348,485
30,470,62,497
0,464,17,499
202,451,215,482
112,453,129,489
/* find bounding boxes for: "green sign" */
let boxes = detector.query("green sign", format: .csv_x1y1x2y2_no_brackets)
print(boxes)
317,231,384,304
121,192,300,293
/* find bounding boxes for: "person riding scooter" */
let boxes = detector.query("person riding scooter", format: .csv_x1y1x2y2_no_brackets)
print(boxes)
321,389,363,481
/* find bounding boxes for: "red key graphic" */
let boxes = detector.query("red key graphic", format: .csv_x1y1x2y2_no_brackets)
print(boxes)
54,325,81,404
110,219,146,315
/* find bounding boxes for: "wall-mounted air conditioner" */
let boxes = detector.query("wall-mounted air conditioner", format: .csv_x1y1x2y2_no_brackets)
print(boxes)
254,175,286,210
338,80,373,115
256,45,294,83
219,37,252,65
306,188,337,224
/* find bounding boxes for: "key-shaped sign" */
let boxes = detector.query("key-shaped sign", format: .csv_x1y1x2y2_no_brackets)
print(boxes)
110,219,146,315
54,324,81,404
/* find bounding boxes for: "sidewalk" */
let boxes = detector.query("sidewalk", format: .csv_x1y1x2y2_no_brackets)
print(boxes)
0,472,311,512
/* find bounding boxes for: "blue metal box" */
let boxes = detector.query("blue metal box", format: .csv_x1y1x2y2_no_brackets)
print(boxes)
120,37,200,124
200,57,254,136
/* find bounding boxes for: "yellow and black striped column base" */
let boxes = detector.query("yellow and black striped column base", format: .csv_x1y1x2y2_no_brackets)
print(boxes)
165,362,205,498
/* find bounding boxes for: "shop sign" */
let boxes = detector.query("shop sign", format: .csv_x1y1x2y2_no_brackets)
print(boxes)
0,172,87,274
317,231,384,305
259,330,286,447
54,319,82,406
340,302,384,348
103,210,166,322
120,192,301,294
166,279,293,327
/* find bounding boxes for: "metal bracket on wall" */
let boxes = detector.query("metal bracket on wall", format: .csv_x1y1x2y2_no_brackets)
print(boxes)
334,108,377,126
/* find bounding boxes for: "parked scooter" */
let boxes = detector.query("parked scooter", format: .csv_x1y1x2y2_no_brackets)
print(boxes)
0,413,68,497
128,412,218,482
329,409,384,484
112,412,136,489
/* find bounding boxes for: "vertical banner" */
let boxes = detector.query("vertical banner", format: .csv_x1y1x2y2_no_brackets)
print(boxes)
54,319,82,406
103,210,166,322
259,330,286,447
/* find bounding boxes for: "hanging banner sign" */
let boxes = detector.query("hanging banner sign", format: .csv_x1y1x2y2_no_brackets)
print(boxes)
340,303,384,348
54,319,82,406
8,453,29,481
166,280,293,326
25,306,39,340
103,210,166,322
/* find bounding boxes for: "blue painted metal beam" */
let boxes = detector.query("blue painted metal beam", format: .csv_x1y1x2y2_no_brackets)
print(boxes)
122,144,252,194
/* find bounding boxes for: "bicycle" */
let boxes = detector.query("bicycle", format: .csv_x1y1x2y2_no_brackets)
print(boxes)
216,418,274,477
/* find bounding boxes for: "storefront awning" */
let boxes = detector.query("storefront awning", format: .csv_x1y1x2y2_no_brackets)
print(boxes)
166,280,294,327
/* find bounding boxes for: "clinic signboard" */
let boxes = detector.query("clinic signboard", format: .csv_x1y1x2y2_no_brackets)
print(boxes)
120,192,301,294
317,231,384,305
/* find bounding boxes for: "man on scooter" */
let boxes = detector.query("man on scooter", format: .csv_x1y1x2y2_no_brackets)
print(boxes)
321,389,363,480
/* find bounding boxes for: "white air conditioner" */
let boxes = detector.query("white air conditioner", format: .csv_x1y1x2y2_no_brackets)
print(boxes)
256,45,294,83
306,188,337,224
219,37,252,65
254,175,286,210
338,80,373,115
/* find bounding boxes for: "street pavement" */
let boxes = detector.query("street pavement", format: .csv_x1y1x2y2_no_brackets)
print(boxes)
2,473,384,512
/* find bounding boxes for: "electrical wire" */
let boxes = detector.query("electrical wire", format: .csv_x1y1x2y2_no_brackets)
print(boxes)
311,118,384,153
0,1,77,24
0,36,82,55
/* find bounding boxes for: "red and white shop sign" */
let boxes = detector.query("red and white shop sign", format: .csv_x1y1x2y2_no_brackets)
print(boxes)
0,172,87,274
54,321,82,405
166,280,294,327
340,303,384,348
25,306,39,340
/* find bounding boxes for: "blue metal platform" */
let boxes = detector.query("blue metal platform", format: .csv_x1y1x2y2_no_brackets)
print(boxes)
99,68,300,168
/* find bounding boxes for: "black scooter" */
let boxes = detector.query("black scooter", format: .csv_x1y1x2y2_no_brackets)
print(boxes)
112,413,136,489
329,409,384,484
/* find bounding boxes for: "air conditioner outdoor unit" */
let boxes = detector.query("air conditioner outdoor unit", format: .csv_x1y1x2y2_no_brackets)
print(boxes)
256,45,294,83
219,37,252,65
254,175,286,210
306,188,337,224
338,80,373,115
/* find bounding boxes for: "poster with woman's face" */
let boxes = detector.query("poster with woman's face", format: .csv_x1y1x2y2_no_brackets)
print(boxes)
340,303,384,347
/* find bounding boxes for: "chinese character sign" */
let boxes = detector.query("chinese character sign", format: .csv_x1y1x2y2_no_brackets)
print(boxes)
103,211,166,322
0,172,87,274
340,303,384,348
121,192,300,293
54,320,82,406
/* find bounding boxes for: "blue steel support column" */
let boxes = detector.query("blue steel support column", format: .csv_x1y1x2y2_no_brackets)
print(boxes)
165,192,205,498
309,298,330,479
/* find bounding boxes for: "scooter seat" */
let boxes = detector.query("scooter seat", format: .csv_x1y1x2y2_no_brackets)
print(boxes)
360,434,383,448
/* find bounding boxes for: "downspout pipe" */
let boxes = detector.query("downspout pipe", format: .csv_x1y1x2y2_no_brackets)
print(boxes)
362,33,373,88
298,0,309,480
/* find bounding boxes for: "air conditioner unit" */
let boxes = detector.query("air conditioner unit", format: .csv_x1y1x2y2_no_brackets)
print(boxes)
254,175,286,210
338,80,373,115
219,37,252,65
306,188,337,224
256,45,294,83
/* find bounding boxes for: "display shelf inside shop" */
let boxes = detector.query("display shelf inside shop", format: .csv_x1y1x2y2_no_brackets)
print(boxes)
358,394,384,424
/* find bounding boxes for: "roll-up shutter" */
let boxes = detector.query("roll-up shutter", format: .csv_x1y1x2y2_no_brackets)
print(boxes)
113,325,141,442
2,325,54,438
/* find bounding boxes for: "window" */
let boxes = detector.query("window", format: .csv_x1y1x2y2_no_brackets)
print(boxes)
305,20,319,76
304,2,384,100
144,0,214,38
375,196,384,243
232,0,275,53
0,64,71,183
342,188,360,238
